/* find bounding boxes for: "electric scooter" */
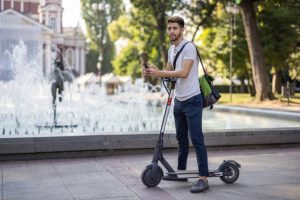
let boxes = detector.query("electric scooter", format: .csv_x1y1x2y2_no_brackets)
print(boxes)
141,78,241,187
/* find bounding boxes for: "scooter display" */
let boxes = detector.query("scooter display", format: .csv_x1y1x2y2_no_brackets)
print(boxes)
141,78,241,187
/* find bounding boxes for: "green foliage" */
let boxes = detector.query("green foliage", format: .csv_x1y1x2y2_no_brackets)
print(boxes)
196,3,251,81
80,0,124,73
85,49,98,73
197,0,300,88
288,51,300,80
107,6,164,81
177,0,218,41
107,0,220,82
130,0,175,66
81,0,299,89
257,1,299,71
112,42,140,76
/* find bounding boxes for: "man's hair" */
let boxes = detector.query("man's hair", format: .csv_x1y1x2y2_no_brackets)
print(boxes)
167,16,184,28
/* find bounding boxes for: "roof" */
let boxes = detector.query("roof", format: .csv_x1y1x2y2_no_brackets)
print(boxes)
0,9,54,33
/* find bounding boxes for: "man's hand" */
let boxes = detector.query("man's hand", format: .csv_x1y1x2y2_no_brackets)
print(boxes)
144,64,162,77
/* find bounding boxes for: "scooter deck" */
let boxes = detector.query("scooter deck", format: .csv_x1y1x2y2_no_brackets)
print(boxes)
167,169,220,175
165,171,197,179
166,170,222,178
167,170,198,175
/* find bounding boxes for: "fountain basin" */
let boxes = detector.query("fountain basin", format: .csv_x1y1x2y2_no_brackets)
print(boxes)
1,127,300,155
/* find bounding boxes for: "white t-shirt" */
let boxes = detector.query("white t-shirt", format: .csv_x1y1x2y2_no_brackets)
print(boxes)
167,39,200,101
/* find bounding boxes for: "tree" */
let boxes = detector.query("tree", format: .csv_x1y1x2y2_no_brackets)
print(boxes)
80,0,123,74
258,1,299,94
177,0,218,41
238,0,275,101
288,51,300,81
112,42,140,81
130,0,175,67
197,3,254,95
107,10,162,83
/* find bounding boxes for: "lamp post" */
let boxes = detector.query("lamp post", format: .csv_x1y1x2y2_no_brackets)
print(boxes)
226,2,239,103
97,54,103,86
92,0,111,87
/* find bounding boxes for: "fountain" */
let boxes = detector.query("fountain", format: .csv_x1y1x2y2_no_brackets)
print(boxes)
1,43,300,139
0,14,299,139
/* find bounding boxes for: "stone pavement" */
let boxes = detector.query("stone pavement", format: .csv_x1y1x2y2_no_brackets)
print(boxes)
1,146,300,200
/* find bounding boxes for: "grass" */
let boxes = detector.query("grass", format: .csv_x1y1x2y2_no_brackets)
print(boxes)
276,93,300,104
219,93,300,105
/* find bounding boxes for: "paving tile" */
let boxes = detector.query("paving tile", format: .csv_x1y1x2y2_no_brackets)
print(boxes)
3,173,63,190
59,171,120,186
65,182,134,200
53,159,105,174
3,163,57,177
89,196,140,200
3,186,73,200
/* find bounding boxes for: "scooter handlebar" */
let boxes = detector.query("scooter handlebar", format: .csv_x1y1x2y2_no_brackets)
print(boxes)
161,77,177,95
161,77,177,83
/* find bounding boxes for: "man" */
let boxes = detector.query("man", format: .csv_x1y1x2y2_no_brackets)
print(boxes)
143,16,209,193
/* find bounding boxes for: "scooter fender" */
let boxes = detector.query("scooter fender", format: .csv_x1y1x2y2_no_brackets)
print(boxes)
218,160,241,171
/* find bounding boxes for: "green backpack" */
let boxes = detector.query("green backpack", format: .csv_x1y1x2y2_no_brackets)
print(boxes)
199,74,221,109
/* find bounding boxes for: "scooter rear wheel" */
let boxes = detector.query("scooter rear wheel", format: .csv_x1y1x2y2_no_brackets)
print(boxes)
141,165,163,187
219,163,239,184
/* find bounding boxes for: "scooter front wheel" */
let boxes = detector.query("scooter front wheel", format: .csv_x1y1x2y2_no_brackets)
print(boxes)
141,165,163,187
219,163,240,184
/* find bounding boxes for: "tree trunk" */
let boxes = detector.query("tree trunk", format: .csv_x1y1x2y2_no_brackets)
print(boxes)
239,0,274,101
248,77,256,96
240,77,246,93
158,30,168,67
157,17,168,68
244,65,255,96
150,1,168,68
272,70,282,95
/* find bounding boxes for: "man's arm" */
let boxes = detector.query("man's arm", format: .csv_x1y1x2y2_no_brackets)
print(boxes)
166,62,173,71
148,59,194,78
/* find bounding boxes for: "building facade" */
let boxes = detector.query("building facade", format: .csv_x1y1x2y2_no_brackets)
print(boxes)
0,0,86,78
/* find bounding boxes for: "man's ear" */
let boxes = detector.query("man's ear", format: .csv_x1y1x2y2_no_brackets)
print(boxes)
181,27,184,34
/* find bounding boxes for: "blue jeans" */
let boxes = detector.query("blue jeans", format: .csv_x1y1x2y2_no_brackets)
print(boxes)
173,94,209,176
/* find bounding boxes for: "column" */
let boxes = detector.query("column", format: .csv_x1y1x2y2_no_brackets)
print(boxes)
75,46,80,73
80,47,85,74
11,0,14,8
21,0,24,12
1,0,4,11
39,42,43,76
57,11,62,33
45,10,49,26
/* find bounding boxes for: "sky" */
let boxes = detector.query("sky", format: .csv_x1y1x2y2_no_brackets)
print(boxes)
62,0,131,34
62,0,85,30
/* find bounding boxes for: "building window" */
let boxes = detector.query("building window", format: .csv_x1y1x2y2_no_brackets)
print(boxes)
50,17,56,30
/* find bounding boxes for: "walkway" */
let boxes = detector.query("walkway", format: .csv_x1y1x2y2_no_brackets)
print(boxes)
1,146,300,200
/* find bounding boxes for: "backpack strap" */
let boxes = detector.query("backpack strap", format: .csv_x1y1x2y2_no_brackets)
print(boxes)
172,42,207,76
172,42,190,70
191,43,208,75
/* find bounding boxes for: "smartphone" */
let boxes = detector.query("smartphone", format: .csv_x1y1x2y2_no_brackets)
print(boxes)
140,52,149,68
143,63,149,68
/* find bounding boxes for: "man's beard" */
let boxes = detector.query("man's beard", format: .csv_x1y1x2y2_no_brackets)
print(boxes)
170,32,181,42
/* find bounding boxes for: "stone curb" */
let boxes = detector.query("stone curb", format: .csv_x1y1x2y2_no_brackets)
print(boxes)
214,105,300,121
0,128,300,155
